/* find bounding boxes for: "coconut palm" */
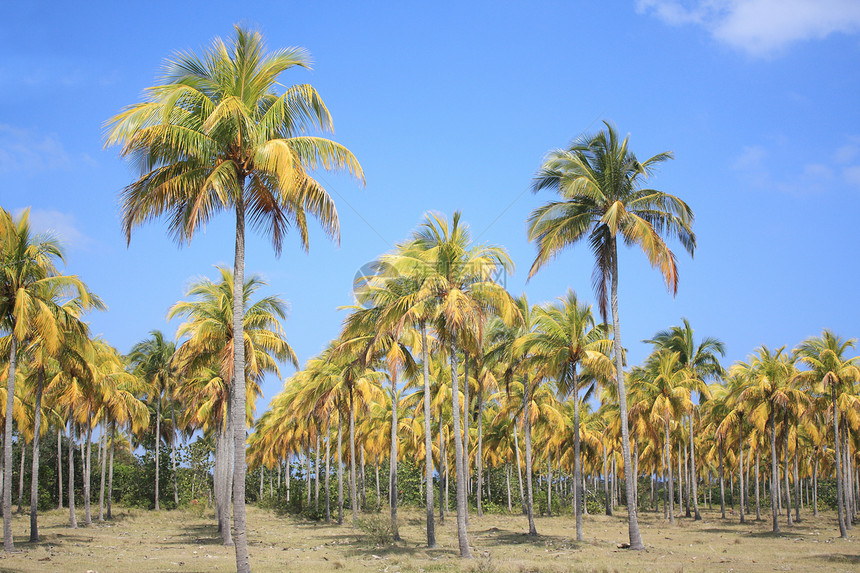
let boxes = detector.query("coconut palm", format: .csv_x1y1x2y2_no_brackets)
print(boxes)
486,296,539,536
645,319,723,520
734,346,807,533
399,211,518,557
794,331,860,538
368,249,439,546
340,293,418,540
525,289,613,540
128,331,176,512
170,266,295,541
0,207,98,550
527,122,695,550
629,351,692,524
106,26,363,572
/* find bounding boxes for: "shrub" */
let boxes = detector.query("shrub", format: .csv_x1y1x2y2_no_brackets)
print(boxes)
356,513,393,546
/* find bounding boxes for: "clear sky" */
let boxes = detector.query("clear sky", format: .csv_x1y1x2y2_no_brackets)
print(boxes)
3,1,859,415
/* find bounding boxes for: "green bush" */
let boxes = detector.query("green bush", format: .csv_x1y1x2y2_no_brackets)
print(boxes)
356,513,393,546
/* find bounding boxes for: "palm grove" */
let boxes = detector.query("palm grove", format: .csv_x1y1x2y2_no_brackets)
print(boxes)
1,26,858,571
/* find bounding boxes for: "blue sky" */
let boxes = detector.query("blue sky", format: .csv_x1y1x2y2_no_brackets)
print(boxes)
3,1,859,414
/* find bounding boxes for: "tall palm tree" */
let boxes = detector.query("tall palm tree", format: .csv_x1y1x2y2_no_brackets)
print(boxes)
340,293,417,540
525,289,613,540
527,122,695,550
398,211,518,557
170,266,296,541
106,26,363,572
734,346,807,534
645,319,723,520
128,331,177,512
0,207,96,551
795,331,860,538
630,351,692,524
486,296,538,535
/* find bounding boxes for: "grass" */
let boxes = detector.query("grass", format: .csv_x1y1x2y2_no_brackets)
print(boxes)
0,504,857,572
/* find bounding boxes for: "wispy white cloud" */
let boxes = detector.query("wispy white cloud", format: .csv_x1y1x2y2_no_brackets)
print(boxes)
15,208,93,251
636,0,860,57
733,136,860,194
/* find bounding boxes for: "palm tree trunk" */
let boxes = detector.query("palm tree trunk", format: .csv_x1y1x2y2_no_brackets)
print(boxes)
546,451,552,517
784,422,792,526
609,238,645,550
793,433,800,523
666,421,675,524
155,396,161,511
98,427,107,522
305,438,312,509
30,368,44,542
337,401,344,525
3,335,18,551
68,426,77,529
440,416,446,523
739,424,745,524
813,452,818,517
325,413,331,524
769,413,781,533
108,423,115,520
522,374,537,537
390,372,400,541
314,429,321,511
84,421,92,526
374,456,380,509
230,194,251,572
506,462,512,512
573,373,583,541
513,424,525,515
16,443,25,515
448,337,472,557
171,408,179,507
476,386,484,518
689,409,701,520
349,384,358,526
360,445,366,509
843,428,852,528
605,445,612,516
57,428,63,511
634,437,640,508
755,450,761,521
463,354,470,510
662,447,667,519
420,323,436,547
678,440,683,511
719,437,726,519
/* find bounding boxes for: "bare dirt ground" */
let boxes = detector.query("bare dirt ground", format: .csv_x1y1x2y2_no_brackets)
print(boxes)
0,504,857,572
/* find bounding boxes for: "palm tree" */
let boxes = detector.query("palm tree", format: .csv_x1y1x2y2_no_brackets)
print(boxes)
342,288,418,540
399,211,518,557
170,266,296,542
630,351,692,524
527,122,695,550
645,319,723,520
0,207,96,551
734,346,807,533
795,331,860,538
369,247,439,547
106,26,363,572
525,289,613,540
128,331,177,512
486,296,538,535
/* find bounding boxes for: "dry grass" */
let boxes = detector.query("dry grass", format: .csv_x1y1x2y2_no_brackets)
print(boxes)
0,504,857,572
